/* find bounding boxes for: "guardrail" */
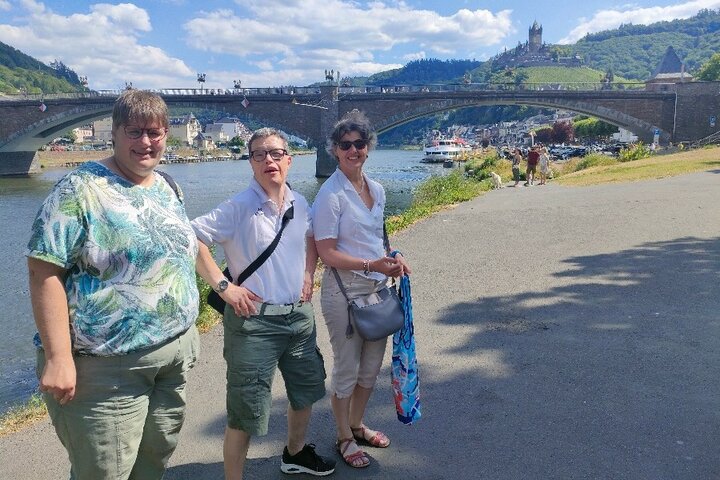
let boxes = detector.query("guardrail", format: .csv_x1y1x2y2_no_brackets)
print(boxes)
0,82,656,102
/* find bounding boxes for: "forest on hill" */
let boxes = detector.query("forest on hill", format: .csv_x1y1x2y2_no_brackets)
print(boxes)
0,41,83,94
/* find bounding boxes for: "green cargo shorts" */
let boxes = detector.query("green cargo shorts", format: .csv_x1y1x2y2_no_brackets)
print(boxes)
223,301,326,435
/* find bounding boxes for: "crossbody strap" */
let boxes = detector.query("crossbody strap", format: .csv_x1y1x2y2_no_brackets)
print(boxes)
225,201,294,286
330,267,352,304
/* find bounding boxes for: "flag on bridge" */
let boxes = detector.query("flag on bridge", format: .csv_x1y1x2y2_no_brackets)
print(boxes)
38,102,47,112
241,97,250,109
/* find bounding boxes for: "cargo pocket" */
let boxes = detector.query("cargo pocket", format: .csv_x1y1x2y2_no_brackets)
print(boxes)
226,367,262,422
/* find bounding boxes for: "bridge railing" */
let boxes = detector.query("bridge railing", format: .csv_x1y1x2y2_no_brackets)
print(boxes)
0,82,654,102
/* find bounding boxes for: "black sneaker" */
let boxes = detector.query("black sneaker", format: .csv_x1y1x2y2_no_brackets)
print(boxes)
281,443,336,476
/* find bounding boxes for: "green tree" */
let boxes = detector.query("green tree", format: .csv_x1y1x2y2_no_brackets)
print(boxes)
696,52,720,80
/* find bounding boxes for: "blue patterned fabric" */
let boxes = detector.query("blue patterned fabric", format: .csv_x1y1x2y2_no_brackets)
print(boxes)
391,274,421,424
27,162,199,356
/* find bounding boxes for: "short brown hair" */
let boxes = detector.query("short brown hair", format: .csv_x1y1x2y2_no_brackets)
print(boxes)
112,90,169,130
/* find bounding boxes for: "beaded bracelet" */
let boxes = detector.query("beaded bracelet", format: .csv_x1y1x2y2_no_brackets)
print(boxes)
389,250,402,258
362,259,371,275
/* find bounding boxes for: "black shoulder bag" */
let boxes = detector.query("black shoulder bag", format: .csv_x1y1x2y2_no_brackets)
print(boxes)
206,202,294,314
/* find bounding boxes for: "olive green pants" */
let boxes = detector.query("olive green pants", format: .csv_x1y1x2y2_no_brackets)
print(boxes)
38,325,199,480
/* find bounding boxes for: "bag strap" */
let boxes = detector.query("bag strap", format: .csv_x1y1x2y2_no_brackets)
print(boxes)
156,170,182,202
233,201,294,286
330,267,352,304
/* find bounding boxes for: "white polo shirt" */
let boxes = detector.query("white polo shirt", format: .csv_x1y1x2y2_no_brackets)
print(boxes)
191,179,311,305
311,168,387,281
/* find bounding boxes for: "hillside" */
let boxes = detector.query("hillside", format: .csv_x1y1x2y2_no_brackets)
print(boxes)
571,9,720,79
486,66,634,86
0,41,84,94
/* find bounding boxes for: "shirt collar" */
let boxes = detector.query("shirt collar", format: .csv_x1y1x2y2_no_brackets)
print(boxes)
335,167,366,194
249,177,294,210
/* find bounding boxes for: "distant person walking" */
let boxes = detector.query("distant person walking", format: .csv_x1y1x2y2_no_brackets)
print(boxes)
27,89,200,480
511,147,523,187
526,145,539,186
538,145,550,185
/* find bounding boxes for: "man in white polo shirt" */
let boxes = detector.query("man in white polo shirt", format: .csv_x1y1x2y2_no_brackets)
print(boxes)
192,128,335,479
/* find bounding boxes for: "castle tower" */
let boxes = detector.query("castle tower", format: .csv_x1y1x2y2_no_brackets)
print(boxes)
529,21,542,53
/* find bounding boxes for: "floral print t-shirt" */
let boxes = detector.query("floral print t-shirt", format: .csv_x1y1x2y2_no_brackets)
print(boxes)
27,162,199,356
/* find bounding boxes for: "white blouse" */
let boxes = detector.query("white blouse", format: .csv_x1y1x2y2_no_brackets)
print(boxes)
311,168,387,281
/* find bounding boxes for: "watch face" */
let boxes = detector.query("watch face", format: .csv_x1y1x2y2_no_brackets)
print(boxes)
217,279,229,292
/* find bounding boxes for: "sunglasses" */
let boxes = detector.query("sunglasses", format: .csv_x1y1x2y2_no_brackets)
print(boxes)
336,140,368,151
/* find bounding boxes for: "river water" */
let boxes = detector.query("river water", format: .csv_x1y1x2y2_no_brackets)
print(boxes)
0,149,445,411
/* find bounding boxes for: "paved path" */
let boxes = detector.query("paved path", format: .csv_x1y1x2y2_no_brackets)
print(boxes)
2,170,720,480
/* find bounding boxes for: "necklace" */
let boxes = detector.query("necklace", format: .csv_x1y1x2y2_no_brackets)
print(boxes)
353,175,365,195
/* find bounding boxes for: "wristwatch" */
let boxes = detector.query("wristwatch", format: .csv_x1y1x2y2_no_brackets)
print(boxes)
215,279,229,293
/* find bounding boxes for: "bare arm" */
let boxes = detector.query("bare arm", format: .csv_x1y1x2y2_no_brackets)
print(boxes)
195,240,261,317
302,236,319,301
28,257,75,405
315,237,410,277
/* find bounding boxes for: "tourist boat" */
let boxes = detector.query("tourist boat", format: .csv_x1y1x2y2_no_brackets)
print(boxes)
421,137,472,163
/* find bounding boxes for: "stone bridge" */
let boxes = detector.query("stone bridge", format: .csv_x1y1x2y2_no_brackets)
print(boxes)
1,81,718,176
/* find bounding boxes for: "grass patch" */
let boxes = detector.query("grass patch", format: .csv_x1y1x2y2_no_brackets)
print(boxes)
387,168,490,233
0,393,47,437
554,146,720,186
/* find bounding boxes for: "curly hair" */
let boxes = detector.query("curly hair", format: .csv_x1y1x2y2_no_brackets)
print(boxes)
325,109,377,158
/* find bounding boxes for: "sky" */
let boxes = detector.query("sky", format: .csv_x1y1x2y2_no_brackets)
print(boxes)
0,0,717,90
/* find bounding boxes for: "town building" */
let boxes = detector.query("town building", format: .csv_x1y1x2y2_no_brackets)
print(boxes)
92,117,113,143
169,113,201,145
645,46,692,91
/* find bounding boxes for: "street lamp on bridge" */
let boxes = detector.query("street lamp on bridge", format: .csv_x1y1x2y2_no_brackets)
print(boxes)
124,81,133,90
233,79,242,92
79,76,88,89
197,73,206,94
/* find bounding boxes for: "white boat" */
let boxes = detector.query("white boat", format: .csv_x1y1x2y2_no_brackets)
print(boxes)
421,137,472,163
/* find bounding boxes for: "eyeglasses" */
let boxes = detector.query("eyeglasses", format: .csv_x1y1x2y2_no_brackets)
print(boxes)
123,126,167,142
336,140,368,151
250,148,288,162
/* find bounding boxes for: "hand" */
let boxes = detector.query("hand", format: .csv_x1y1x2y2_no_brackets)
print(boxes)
370,255,410,278
221,284,262,318
394,253,412,276
302,271,315,302
39,354,76,405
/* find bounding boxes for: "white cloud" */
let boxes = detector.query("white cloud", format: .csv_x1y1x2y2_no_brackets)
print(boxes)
403,51,426,62
0,1,11,11
183,0,514,85
560,0,720,43
0,1,193,89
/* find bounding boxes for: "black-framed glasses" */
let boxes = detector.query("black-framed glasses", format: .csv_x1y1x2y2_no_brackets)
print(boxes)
250,148,288,162
336,139,368,151
123,126,167,142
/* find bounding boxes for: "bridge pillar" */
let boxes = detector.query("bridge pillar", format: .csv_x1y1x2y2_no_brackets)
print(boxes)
315,85,340,178
0,151,41,176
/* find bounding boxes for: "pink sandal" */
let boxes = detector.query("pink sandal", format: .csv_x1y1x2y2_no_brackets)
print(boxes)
351,425,391,448
337,438,370,468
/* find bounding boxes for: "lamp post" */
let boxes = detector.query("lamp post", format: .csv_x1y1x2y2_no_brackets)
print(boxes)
197,73,206,94
124,81,133,90
79,76,88,90
233,79,242,93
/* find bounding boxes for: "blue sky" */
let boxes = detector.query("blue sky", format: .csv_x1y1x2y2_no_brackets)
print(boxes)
0,0,715,90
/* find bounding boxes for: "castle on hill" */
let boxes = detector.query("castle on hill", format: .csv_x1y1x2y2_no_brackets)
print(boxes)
492,21,583,68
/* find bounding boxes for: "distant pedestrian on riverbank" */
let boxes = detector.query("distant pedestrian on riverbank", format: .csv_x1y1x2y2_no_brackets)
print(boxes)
526,145,539,186
511,147,523,187
26,89,200,480
312,110,412,469
191,128,335,479
538,144,550,185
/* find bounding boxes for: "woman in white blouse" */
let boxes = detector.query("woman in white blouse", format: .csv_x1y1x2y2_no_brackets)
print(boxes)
312,110,411,469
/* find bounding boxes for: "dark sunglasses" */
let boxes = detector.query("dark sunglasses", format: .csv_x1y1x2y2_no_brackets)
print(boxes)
336,140,368,151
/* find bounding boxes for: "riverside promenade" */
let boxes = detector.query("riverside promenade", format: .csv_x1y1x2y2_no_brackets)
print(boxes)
2,170,719,480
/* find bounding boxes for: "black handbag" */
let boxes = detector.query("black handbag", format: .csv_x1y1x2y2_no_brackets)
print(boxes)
206,202,294,314
330,268,405,341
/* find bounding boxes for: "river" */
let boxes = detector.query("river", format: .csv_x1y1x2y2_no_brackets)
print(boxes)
0,149,446,411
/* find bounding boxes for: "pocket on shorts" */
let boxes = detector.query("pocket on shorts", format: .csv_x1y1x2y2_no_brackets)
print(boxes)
226,367,263,420
315,347,327,380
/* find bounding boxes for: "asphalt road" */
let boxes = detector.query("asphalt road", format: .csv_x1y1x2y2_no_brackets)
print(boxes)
2,170,719,480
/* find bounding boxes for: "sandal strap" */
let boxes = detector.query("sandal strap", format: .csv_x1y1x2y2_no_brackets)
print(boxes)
336,437,355,455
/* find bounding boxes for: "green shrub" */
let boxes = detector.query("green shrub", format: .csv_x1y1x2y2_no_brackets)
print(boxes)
618,142,651,162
